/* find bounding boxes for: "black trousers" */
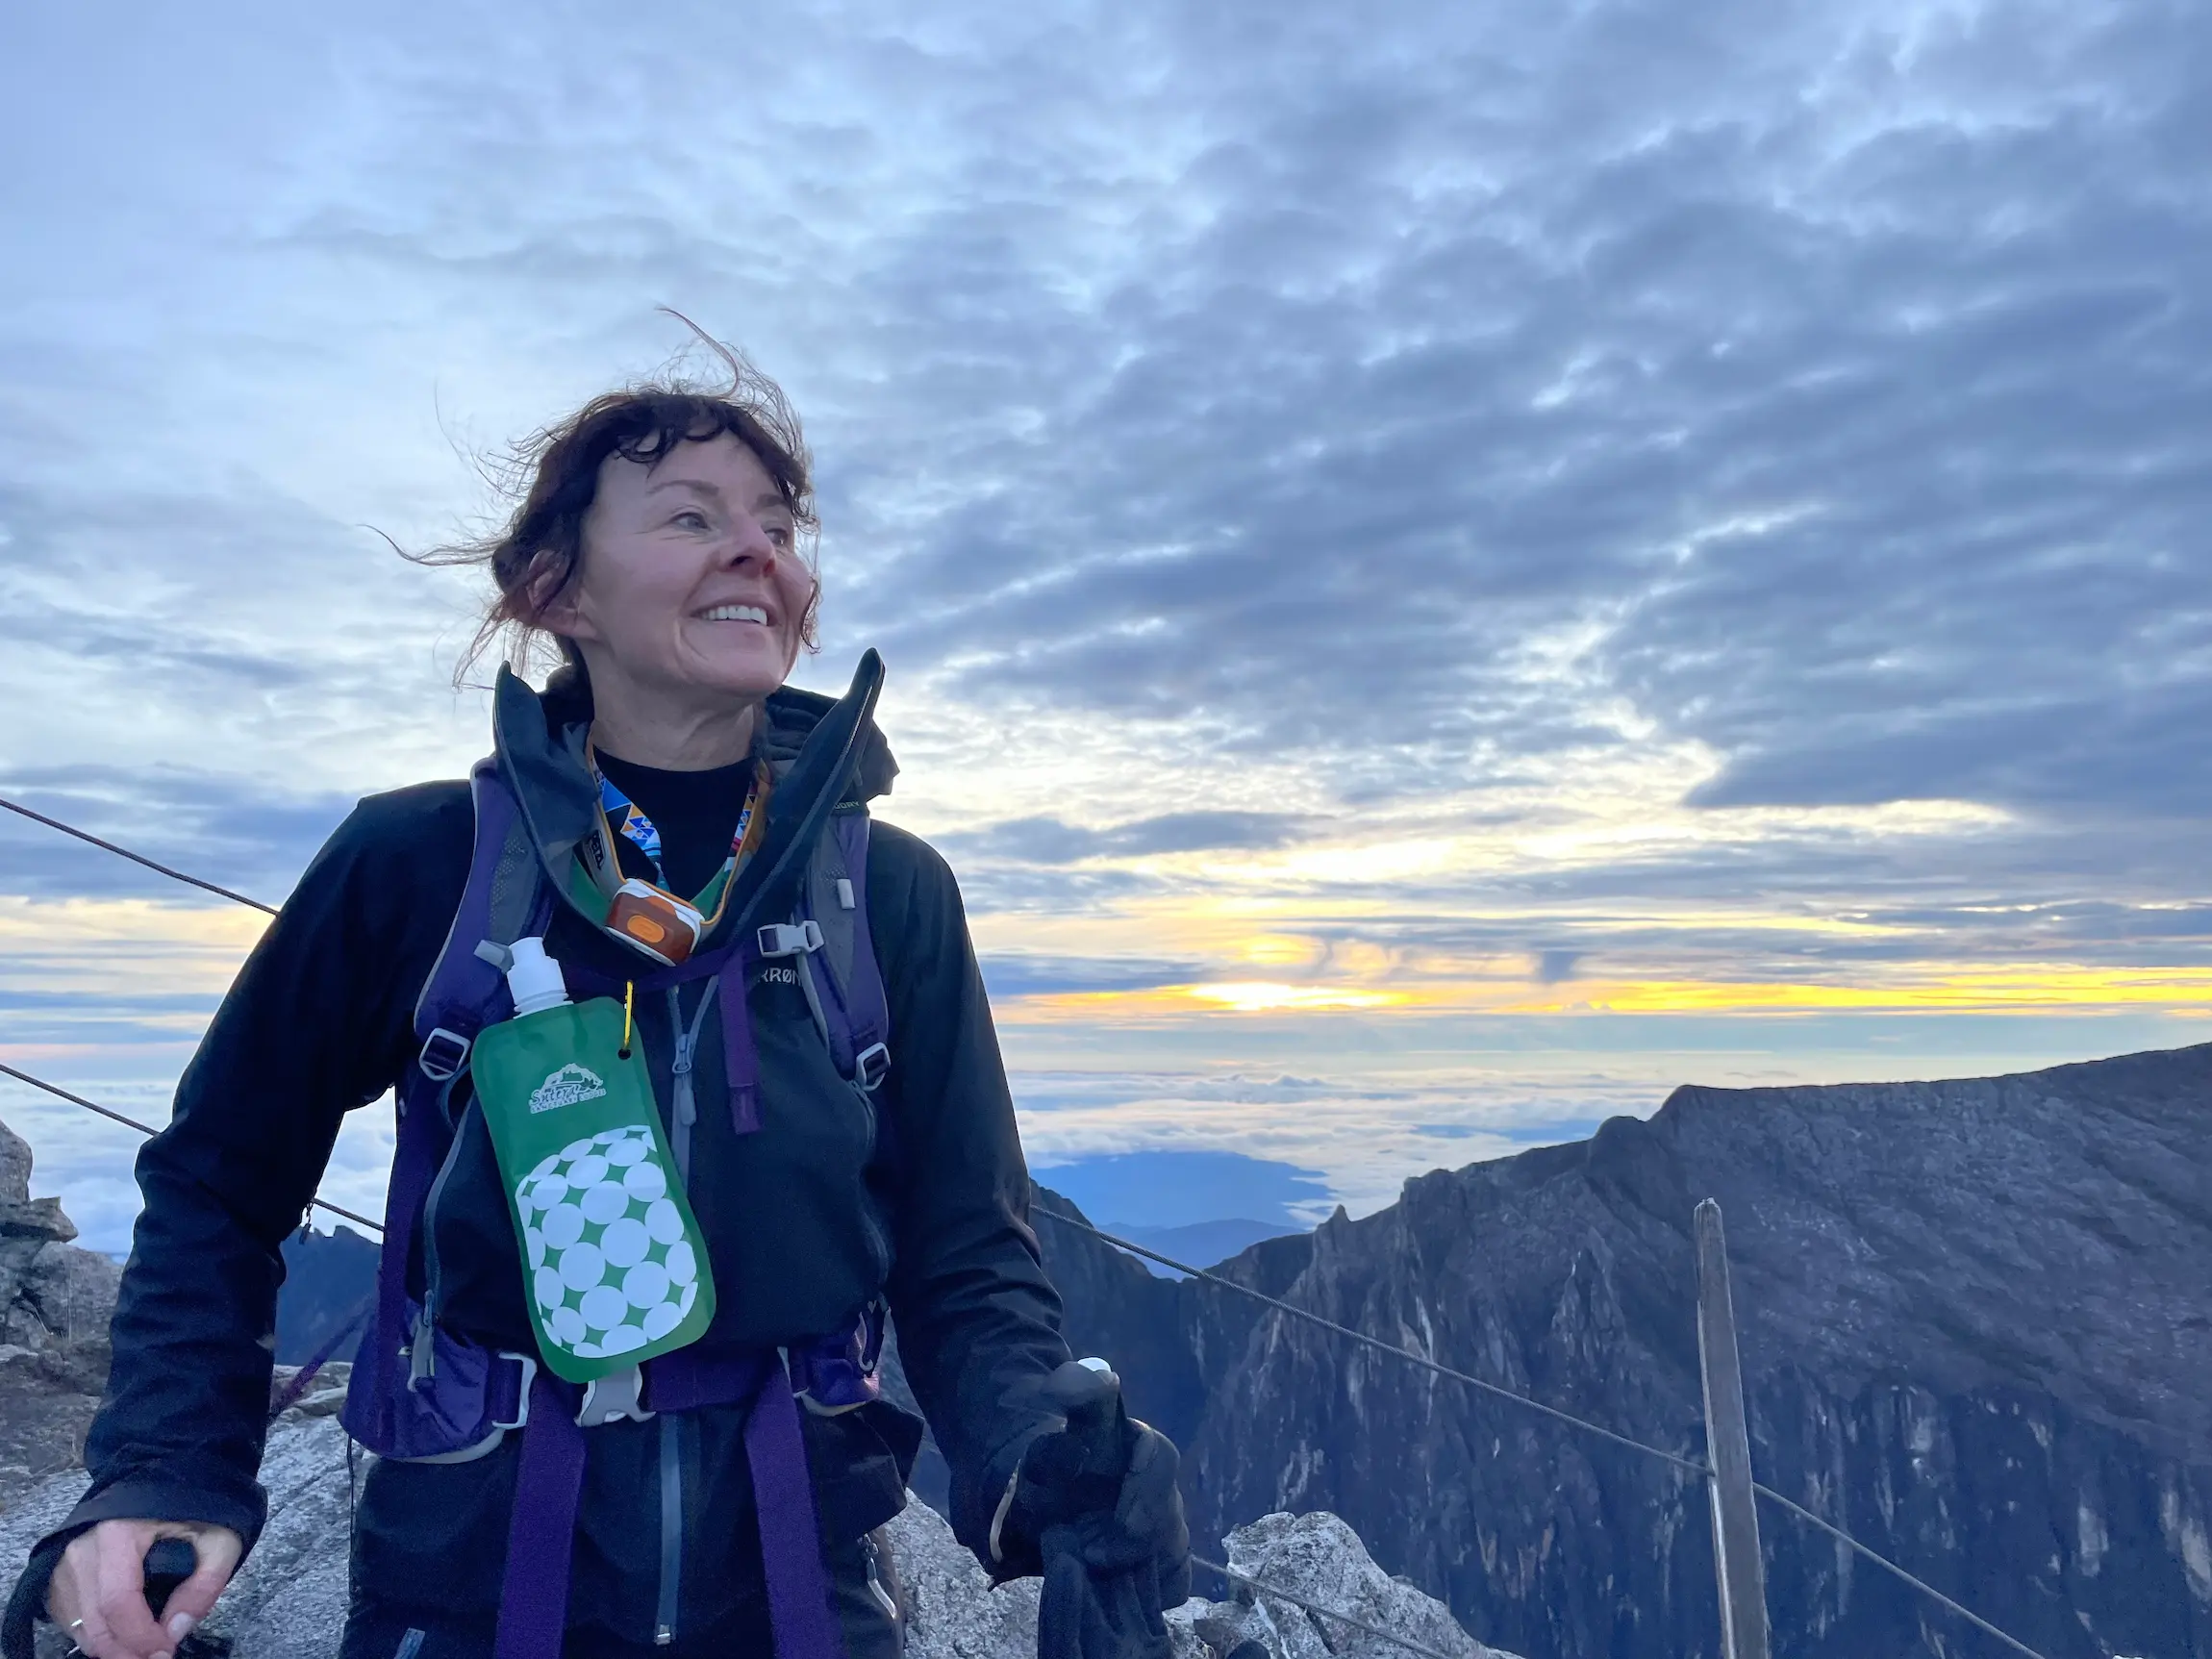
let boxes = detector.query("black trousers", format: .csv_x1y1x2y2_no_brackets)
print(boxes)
339,1528,904,1659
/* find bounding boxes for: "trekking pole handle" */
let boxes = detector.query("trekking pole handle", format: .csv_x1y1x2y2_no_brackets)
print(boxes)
141,1538,197,1621
1041,1357,1128,1496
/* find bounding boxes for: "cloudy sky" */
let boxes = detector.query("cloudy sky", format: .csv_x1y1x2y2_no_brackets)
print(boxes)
2,0,2206,1248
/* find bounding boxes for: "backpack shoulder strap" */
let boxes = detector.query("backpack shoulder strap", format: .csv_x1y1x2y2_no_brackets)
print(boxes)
355,759,547,1446
413,758,548,1073
792,808,891,1091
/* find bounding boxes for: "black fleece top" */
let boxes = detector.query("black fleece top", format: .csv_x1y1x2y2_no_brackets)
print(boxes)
593,749,754,901
9,678,1070,1648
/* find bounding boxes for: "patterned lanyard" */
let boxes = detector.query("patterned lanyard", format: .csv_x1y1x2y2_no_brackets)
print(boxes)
591,757,767,915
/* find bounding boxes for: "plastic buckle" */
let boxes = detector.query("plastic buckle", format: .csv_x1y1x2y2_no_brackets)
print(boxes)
577,1366,655,1427
492,1352,539,1431
853,1042,891,1093
755,919,825,958
418,1027,472,1083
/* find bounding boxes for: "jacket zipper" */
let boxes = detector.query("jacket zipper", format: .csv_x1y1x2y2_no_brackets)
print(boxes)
667,986,699,1181
656,983,712,1645
656,1413,683,1645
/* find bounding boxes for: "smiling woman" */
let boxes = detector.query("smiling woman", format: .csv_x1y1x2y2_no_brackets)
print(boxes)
415,328,822,711
8,325,1191,1659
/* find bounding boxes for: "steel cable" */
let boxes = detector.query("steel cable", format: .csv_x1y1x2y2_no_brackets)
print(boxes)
0,797,2062,1659
0,794,277,915
1043,1209,2055,1659
0,1076,1457,1659
0,1060,382,1234
1035,1206,1711,1479
1194,1553,1461,1659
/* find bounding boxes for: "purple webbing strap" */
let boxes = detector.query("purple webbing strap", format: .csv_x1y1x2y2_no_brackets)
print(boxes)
490,1352,845,1659
746,1363,847,1659
354,761,519,1445
834,815,892,1068
415,760,521,1044
794,815,889,1082
720,953,761,1134
349,1073,445,1446
492,1370,588,1659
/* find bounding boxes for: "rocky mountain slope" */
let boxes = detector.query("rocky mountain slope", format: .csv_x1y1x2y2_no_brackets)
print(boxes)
0,1391,1508,1659
0,1114,1505,1659
0,1122,119,1494
1037,1044,2212,1659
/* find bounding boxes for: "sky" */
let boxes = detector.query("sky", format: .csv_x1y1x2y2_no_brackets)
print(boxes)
1,0,2207,1251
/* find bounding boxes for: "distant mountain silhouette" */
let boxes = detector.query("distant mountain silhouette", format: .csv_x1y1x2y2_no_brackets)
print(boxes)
1101,1218,1301,1275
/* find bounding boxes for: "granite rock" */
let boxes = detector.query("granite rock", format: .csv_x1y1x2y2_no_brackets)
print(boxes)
1172,1512,1515,1659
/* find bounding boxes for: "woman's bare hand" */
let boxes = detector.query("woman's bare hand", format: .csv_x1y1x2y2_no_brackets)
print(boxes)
47,1519,242,1659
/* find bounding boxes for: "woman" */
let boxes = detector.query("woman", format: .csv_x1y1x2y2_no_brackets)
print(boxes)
10,347,1189,1659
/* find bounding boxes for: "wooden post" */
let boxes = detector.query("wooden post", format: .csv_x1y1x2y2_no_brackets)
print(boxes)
1695,1197,1771,1659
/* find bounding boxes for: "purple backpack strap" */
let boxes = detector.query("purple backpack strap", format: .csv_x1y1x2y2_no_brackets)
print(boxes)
792,811,891,1092
832,813,892,1083
493,1352,842,1659
720,948,763,1133
346,759,540,1453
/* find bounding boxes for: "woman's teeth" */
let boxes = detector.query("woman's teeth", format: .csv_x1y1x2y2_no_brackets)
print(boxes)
699,605,768,624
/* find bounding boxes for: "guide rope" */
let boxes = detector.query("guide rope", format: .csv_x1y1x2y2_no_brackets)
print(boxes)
0,793,276,915
0,800,2062,1659
1039,1214,2056,1659
0,1060,382,1234
1036,1207,1711,1478
1194,1554,1459,1659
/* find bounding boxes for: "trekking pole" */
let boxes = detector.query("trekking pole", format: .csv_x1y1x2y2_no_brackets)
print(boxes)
141,1538,196,1621
1694,1199,1771,1659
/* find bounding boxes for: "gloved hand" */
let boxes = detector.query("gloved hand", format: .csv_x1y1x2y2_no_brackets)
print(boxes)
998,1360,1192,1659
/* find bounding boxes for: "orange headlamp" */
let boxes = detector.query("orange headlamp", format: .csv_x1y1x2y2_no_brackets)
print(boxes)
603,878,705,967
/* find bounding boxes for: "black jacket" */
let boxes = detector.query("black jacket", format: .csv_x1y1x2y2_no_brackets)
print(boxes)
11,661,1069,1644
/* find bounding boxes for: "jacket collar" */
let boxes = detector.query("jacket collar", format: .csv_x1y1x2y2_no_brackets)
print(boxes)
491,652,894,940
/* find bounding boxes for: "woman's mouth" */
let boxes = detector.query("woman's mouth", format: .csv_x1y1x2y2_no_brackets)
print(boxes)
695,604,770,625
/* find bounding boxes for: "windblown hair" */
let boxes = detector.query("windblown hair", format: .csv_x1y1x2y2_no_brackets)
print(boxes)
414,315,819,685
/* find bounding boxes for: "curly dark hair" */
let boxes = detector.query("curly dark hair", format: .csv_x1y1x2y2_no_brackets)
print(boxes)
414,316,819,683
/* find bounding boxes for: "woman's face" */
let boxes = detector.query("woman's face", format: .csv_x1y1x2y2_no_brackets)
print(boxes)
546,433,815,705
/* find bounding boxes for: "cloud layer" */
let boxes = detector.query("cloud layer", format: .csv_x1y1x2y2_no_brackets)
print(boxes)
3,0,2209,1243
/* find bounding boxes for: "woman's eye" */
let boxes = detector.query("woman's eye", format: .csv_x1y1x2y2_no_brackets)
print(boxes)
672,510,711,531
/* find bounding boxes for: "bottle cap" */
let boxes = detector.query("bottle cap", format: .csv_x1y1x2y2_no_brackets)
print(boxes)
506,937,570,1016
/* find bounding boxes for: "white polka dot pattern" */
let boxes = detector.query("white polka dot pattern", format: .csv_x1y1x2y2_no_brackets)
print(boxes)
517,1125,699,1359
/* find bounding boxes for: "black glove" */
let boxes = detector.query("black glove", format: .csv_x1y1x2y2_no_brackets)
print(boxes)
1001,1360,1192,1659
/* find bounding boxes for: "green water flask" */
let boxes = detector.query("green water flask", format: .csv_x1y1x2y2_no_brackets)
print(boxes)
467,938,716,1383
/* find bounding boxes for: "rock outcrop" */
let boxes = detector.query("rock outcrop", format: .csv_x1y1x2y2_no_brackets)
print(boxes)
0,1121,119,1497
0,1121,120,1358
1037,1044,2212,1659
1175,1512,1516,1659
0,1405,1491,1659
0,1107,1489,1659
0,1398,361,1658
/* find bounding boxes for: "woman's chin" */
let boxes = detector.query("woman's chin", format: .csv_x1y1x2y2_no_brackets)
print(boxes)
669,643,791,702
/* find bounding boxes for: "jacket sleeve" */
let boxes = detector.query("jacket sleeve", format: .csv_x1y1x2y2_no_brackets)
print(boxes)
870,823,1072,1561
7,787,465,1625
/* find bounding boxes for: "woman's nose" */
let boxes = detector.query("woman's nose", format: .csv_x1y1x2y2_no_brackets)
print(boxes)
719,515,778,569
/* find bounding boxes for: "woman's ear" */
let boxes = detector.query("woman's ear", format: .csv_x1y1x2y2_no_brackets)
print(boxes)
528,550,592,643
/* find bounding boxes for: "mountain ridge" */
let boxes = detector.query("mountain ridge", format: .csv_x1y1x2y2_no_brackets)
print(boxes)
1035,1043,2212,1659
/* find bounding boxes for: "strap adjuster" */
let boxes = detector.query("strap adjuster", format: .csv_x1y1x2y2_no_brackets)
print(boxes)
756,919,824,958
853,1042,891,1093
577,1366,654,1427
492,1352,539,1431
418,1027,472,1082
